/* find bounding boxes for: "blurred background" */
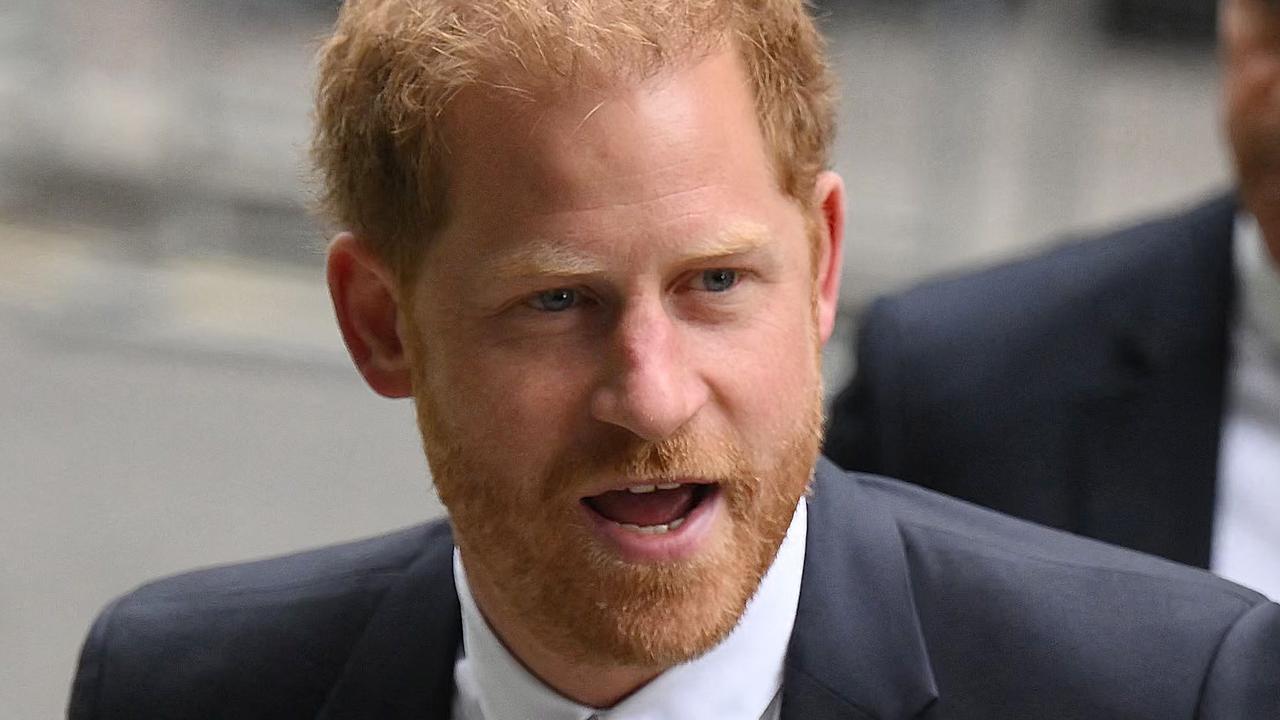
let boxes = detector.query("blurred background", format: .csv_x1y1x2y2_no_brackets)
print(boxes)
1,0,1231,716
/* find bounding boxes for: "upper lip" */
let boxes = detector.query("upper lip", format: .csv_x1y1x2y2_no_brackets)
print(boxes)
578,477,718,500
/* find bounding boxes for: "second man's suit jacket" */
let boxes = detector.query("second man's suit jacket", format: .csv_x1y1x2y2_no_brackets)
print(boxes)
825,194,1238,569
70,459,1279,719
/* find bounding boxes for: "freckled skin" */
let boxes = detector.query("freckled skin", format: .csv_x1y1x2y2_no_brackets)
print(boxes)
419,54,821,475
401,48,843,708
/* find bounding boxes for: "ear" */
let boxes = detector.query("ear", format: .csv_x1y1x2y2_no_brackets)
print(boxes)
811,170,846,346
327,232,413,398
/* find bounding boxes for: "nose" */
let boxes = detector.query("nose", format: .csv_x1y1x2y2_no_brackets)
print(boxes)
589,298,709,441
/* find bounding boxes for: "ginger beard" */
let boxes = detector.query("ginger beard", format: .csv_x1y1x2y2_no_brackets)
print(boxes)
405,294,825,669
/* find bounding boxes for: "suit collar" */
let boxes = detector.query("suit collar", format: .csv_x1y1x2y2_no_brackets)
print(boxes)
782,458,937,720
316,460,939,720
316,520,461,720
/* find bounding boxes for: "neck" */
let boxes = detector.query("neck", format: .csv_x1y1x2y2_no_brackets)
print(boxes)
1264,227,1280,270
1242,188,1280,267
463,556,666,708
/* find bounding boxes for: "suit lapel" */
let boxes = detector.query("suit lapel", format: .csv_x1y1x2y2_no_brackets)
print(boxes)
316,520,461,720
1073,194,1237,568
782,459,938,720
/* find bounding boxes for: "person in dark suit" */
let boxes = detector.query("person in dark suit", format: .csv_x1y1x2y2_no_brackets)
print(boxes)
70,1,1280,718
69,459,1280,719
826,0,1280,599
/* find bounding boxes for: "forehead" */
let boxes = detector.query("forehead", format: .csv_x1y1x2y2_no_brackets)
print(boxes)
433,48,791,249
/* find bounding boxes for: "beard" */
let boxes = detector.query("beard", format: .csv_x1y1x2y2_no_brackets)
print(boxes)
408,333,824,669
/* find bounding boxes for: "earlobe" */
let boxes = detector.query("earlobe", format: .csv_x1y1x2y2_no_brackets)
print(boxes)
327,232,414,398
811,171,846,345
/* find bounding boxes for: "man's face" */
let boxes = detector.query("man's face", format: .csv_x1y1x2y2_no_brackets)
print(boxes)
1223,0,1279,182
1223,0,1280,260
403,48,833,667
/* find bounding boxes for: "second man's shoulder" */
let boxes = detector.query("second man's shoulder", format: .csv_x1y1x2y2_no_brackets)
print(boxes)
863,192,1237,356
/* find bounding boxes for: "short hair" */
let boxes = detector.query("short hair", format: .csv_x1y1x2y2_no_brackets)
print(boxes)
312,0,835,283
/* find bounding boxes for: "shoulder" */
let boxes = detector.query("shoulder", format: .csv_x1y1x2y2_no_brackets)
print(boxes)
854,193,1236,399
103,521,445,632
812,469,1279,714
69,520,452,719
863,194,1233,356
856,472,1260,608
850,472,1271,667
869,193,1235,343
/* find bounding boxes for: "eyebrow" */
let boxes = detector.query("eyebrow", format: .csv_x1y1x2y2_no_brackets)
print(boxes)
487,222,774,281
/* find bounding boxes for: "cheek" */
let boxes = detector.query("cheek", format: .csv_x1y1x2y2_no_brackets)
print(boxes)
431,334,597,463
698,295,820,445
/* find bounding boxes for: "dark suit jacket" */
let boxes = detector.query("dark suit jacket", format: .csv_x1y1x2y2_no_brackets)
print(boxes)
826,194,1238,569
69,459,1279,719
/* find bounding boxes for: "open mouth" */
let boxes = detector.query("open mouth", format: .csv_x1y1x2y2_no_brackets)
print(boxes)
581,482,718,535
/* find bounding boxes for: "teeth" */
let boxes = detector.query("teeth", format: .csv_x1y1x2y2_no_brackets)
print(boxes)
624,483,684,493
617,516,686,535
619,522,665,534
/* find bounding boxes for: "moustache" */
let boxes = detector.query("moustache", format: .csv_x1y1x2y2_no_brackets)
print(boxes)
539,427,755,504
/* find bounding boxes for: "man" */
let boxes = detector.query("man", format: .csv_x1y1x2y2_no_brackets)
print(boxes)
826,0,1280,600
70,1,1279,718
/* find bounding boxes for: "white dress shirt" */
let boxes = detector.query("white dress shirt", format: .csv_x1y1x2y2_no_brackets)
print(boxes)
451,499,808,720
1211,215,1280,600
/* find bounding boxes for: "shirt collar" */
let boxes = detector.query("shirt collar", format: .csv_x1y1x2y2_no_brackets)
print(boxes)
1235,213,1280,356
453,498,808,720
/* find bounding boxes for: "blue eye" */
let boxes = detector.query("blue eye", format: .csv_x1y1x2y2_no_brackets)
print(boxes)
699,269,738,292
531,288,578,312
